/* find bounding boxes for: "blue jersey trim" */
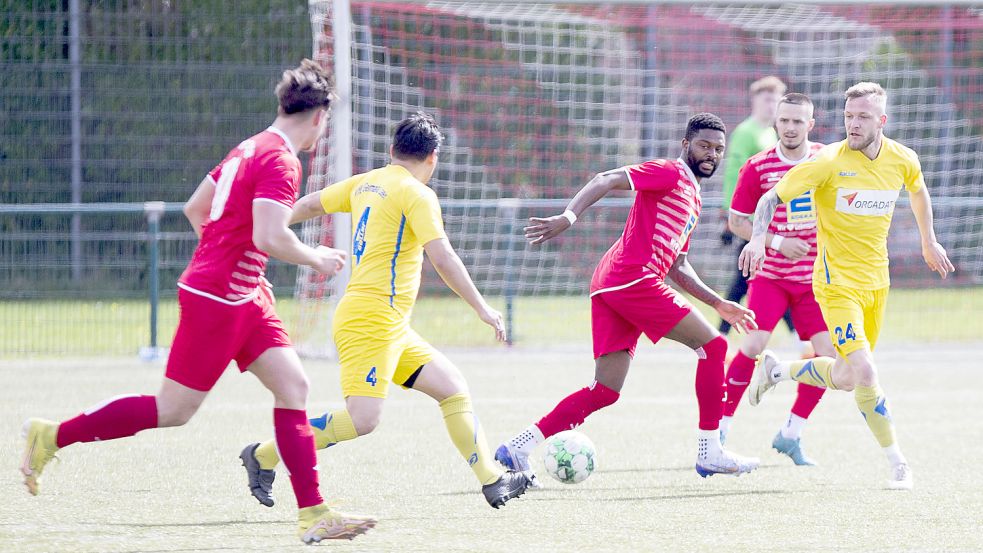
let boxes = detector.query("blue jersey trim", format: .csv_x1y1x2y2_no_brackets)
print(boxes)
389,214,407,306
822,247,831,284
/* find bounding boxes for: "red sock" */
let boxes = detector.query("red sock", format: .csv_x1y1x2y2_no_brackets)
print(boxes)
722,351,756,418
536,381,620,439
274,408,323,509
56,394,158,448
695,336,728,431
790,382,826,419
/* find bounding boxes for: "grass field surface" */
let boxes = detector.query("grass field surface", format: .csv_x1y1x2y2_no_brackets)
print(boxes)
2,343,982,552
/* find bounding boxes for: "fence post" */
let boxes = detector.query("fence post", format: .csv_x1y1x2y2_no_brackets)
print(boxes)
141,201,166,361
500,199,521,346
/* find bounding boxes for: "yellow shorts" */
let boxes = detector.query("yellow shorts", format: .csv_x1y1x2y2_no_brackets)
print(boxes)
333,294,435,399
813,283,889,357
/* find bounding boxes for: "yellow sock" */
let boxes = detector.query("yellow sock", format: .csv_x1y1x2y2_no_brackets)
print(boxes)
253,410,359,470
439,393,503,486
788,356,837,390
855,385,896,447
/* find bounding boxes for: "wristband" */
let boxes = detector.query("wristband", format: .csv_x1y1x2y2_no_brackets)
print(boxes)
770,235,784,250
561,209,578,225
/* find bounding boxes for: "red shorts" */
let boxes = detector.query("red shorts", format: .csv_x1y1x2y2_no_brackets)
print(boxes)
165,287,291,392
590,279,693,359
747,277,827,340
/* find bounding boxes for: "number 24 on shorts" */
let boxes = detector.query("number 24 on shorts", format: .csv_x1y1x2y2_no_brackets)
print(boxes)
834,323,857,345
365,367,378,386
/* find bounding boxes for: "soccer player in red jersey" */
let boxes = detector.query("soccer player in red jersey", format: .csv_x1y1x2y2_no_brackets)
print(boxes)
19,60,376,543
722,93,834,465
496,113,761,482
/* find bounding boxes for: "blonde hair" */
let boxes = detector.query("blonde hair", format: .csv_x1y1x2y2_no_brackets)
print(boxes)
749,76,786,96
845,81,887,111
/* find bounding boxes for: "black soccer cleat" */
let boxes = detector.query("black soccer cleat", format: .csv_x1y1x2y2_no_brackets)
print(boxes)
240,443,276,507
481,470,531,509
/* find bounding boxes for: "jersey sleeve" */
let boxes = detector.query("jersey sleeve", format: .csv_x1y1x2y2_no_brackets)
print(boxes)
729,159,762,216
775,156,829,204
318,175,361,214
624,159,679,192
903,151,926,194
253,153,301,208
405,187,447,245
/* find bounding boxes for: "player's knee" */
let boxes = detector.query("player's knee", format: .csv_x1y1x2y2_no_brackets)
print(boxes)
157,402,198,427
349,408,382,435
272,371,310,408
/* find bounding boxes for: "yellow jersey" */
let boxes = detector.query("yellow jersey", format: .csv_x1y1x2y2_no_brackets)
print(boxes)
775,137,924,290
319,164,447,316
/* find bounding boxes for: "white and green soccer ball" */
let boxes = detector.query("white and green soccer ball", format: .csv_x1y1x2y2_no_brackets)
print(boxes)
542,430,596,484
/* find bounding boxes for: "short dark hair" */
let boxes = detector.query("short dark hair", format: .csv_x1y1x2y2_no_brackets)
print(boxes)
779,92,813,108
685,112,726,141
275,59,334,115
392,112,444,161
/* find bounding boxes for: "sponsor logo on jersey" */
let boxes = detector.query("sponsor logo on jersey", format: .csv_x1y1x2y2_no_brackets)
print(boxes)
838,171,857,177
787,190,816,224
835,188,899,216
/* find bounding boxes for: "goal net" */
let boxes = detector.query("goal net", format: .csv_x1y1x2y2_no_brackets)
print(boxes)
296,1,983,355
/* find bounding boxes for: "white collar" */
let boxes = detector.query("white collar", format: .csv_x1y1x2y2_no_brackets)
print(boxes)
676,158,701,192
775,141,813,166
266,126,298,157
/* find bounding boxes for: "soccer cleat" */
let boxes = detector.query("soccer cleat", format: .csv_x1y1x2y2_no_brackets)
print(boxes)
20,418,59,496
771,432,817,466
494,443,543,489
481,470,532,508
695,449,760,478
239,443,276,507
887,463,914,490
748,350,781,407
298,504,377,543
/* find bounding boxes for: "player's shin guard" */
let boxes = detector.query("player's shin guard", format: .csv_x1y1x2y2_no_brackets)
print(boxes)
788,357,837,390
254,410,359,470
790,383,826,419
855,385,897,448
535,380,620,439
56,394,158,448
273,408,323,509
723,351,756,417
439,393,503,485
695,336,728,431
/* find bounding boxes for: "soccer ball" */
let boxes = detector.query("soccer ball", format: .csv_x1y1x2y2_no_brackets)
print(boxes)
542,430,596,484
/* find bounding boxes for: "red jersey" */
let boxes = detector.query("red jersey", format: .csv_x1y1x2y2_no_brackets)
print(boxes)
729,142,824,284
179,127,301,304
590,158,701,295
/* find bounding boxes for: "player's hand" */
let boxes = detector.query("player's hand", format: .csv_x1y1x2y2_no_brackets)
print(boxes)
310,245,347,276
922,241,955,279
715,300,757,335
477,303,507,343
738,238,766,277
777,237,810,260
525,214,571,245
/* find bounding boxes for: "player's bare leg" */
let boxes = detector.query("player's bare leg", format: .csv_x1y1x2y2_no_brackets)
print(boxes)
665,310,760,477
411,351,532,507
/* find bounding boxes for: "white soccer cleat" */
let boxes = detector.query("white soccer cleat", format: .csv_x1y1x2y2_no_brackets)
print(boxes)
887,463,913,490
494,443,543,489
695,449,760,478
748,350,780,407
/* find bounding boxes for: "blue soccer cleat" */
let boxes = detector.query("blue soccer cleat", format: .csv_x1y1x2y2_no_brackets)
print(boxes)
494,443,543,489
771,432,817,466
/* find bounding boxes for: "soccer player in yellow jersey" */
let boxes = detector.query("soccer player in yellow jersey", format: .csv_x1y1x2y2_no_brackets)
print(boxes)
739,82,955,490
240,112,531,513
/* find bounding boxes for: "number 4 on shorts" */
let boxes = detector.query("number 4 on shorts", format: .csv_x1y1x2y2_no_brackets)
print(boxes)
365,367,377,386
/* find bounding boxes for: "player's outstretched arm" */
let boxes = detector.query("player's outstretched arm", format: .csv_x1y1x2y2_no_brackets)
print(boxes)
424,237,507,342
669,253,756,334
525,169,630,245
253,202,346,276
183,176,216,238
738,188,783,277
289,191,329,225
909,186,955,278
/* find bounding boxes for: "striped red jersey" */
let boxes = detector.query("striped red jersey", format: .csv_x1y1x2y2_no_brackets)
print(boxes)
730,142,824,284
179,127,301,304
590,158,701,295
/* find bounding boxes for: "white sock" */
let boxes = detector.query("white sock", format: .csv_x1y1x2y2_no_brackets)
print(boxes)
508,424,545,456
771,360,791,382
884,443,907,466
698,429,722,460
719,416,733,436
780,413,807,440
